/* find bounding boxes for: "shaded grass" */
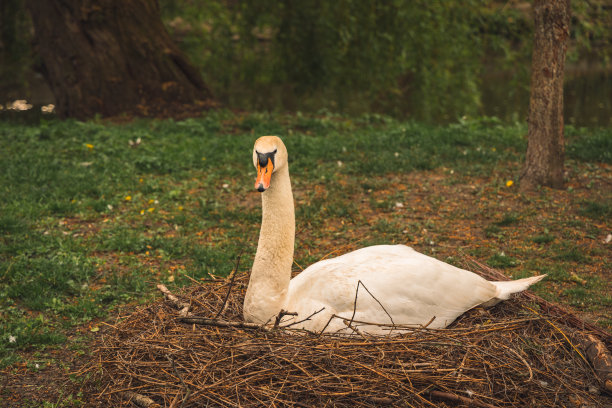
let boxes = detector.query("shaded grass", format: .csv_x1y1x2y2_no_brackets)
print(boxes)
0,112,610,377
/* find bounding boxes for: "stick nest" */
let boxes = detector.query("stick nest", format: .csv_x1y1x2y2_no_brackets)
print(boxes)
91,260,611,407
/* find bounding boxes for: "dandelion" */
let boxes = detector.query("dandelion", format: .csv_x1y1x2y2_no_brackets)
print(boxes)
140,209,145,215
125,195,131,201
506,180,514,187
8,335,16,343
178,205,184,211
147,207,155,213
85,143,94,150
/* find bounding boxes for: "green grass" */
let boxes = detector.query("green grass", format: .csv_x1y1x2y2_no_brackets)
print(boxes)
0,111,610,373
579,200,612,220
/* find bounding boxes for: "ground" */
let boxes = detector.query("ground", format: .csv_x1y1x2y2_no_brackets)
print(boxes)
0,113,610,406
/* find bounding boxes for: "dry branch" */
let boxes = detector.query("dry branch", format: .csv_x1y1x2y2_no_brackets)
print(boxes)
121,391,160,408
178,316,264,330
430,390,498,408
156,284,190,316
572,333,612,393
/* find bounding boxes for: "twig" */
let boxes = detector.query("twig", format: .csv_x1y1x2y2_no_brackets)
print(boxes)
348,280,395,329
506,347,533,382
571,332,612,393
213,247,244,319
178,316,265,330
157,284,190,317
273,310,299,328
525,306,593,371
121,391,160,408
281,307,325,329
166,355,191,408
429,390,498,408
421,315,437,329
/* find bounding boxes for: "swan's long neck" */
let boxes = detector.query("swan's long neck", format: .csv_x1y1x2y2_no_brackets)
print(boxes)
243,165,295,324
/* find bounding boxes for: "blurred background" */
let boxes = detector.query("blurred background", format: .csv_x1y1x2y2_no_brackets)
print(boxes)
1,0,611,125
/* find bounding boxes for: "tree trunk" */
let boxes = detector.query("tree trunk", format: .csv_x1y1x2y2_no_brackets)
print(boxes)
520,0,570,191
25,0,213,119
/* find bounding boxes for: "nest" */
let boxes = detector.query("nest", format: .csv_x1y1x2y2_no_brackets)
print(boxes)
90,260,612,407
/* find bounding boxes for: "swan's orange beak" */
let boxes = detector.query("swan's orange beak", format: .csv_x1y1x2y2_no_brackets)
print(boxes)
255,160,274,192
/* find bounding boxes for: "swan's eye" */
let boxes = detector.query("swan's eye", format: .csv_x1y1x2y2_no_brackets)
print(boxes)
257,150,276,168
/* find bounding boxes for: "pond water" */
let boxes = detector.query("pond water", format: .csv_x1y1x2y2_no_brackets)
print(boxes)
2,66,611,127
481,69,612,127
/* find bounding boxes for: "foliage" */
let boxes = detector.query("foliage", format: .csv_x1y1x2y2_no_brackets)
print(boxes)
0,0,32,100
159,0,612,121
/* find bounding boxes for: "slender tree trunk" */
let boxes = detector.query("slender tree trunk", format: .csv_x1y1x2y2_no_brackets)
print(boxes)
520,0,570,191
25,0,213,119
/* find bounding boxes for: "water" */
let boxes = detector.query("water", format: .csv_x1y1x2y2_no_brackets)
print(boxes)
481,68,612,127
3,66,611,126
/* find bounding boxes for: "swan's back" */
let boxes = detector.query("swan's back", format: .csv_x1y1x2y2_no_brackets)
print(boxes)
285,245,499,333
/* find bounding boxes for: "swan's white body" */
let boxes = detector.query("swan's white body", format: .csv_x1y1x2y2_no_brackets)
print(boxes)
243,136,545,334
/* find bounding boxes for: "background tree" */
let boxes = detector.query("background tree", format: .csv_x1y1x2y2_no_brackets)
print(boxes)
24,0,213,119
520,0,571,190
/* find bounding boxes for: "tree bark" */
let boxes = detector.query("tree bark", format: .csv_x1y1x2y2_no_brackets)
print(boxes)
520,0,570,191
25,0,213,119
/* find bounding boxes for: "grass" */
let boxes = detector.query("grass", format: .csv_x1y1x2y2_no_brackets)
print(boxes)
0,111,611,404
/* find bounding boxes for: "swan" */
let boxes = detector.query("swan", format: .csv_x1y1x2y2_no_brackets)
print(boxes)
243,136,545,334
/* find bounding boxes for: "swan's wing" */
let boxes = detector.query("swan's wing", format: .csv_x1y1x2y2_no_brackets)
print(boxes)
287,245,498,330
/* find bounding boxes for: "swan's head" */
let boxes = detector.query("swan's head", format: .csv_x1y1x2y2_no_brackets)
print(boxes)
253,136,288,192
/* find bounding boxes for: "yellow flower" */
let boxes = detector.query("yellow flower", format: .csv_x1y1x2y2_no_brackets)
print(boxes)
140,209,145,215
178,205,184,211
147,207,155,213
148,199,155,204
139,178,143,183
125,195,132,201
85,143,94,150
506,180,514,187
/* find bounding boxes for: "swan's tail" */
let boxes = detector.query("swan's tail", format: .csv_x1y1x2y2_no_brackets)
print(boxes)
482,275,546,307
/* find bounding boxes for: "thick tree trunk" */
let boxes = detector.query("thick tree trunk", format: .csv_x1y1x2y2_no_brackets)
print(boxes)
25,0,213,119
520,0,570,191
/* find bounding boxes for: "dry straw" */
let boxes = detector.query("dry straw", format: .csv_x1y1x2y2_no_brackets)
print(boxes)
89,259,611,407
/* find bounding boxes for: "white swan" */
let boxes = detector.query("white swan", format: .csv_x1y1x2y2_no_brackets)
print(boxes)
243,136,545,334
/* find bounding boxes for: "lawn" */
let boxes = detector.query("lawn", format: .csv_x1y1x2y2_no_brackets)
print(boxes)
0,111,610,405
